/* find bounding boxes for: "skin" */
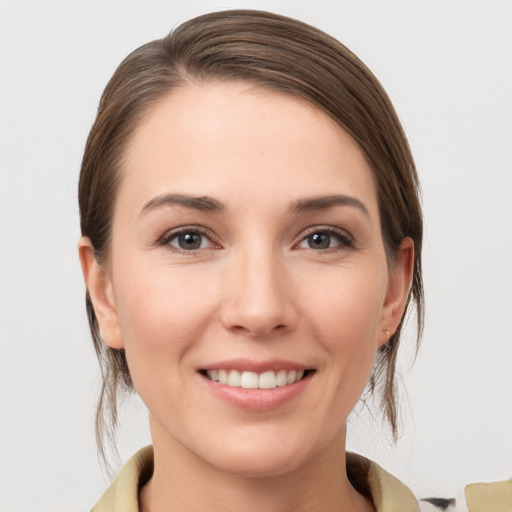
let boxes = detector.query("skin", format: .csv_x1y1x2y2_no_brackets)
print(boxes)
80,81,413,512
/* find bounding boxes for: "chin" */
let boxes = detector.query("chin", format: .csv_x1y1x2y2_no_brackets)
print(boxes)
209,448,309,479
197,426,338,479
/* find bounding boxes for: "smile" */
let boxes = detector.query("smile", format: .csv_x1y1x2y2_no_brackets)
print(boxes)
204,369,307,389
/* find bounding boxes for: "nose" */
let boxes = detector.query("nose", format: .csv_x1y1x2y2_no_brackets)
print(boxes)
220,248,298,338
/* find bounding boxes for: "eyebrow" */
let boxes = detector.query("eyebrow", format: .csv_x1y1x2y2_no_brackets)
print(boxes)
290,194,370,218
140,193,225,216
139,193,370,219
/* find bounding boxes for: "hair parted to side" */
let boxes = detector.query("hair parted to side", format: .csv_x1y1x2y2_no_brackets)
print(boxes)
79,9,423,470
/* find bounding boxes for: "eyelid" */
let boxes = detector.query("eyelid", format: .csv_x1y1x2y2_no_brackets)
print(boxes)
155,224,354,253
294,225,355,250
157,225,221,251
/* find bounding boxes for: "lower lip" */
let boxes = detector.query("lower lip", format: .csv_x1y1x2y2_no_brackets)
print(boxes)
200,373,312,412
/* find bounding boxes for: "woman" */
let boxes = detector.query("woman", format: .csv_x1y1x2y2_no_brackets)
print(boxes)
78,9,424,511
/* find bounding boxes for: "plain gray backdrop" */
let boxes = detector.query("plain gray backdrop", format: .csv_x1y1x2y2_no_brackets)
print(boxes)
1,1,511,511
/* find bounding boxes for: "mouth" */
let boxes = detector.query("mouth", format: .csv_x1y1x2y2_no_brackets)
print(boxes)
199,368,313,389
198,361,315,411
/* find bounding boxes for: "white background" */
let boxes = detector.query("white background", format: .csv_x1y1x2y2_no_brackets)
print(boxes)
0,1,511,511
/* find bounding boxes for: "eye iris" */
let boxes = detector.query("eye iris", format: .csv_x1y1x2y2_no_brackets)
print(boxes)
308,232,330,249
178,232,202,250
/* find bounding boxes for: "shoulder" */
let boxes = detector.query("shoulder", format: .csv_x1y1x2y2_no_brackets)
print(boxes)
347,452,420,511
348,453,512,512
91,446,154,512
91,447,511,512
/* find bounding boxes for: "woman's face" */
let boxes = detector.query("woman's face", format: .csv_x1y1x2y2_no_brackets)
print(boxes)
83,81,411,477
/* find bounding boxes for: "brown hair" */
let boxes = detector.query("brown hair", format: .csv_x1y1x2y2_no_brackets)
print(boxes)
79,9,423,467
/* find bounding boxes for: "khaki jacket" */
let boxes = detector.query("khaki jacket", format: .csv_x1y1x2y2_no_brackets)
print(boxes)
91,446,511,512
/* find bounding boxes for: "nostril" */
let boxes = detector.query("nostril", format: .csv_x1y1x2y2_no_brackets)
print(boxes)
230,322,287,337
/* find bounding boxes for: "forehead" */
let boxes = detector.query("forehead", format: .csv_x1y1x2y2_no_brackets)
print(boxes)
118,81,378,216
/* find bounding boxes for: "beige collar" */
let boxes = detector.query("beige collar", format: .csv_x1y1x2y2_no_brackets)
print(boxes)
92,446,421,511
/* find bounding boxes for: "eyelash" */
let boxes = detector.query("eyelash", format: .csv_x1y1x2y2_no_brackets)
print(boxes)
157,226,219,254
296,226,355,252
157,225,354,254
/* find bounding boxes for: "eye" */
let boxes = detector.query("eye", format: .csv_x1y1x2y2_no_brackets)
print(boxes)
297,228,353,251
160,228,217,252
172,231,206,250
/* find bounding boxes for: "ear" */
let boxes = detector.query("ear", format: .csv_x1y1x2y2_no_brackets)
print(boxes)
78,237,124,349
378,237,415,347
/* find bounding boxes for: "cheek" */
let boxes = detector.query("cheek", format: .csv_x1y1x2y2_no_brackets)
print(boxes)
302,265,387,386
112,264,220,381
305,264,386,340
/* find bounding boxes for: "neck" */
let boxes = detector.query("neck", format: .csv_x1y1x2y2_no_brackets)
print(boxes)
140,419,373,512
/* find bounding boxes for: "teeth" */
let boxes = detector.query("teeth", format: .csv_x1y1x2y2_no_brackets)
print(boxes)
276,369,288,387
205,369,306,389
227,370,241,387
259,371,276,389
218,369,228,384
240,371,259,389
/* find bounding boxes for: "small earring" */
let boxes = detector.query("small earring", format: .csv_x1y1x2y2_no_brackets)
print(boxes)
383,328,391,337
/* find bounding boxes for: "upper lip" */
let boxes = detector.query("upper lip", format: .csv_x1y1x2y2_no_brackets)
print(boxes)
199,358,311,373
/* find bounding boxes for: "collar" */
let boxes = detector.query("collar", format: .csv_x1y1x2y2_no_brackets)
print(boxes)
92,446,420,511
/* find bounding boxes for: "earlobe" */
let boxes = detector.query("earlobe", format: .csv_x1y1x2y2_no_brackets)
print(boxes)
378,237,414,347
78,237,124,349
